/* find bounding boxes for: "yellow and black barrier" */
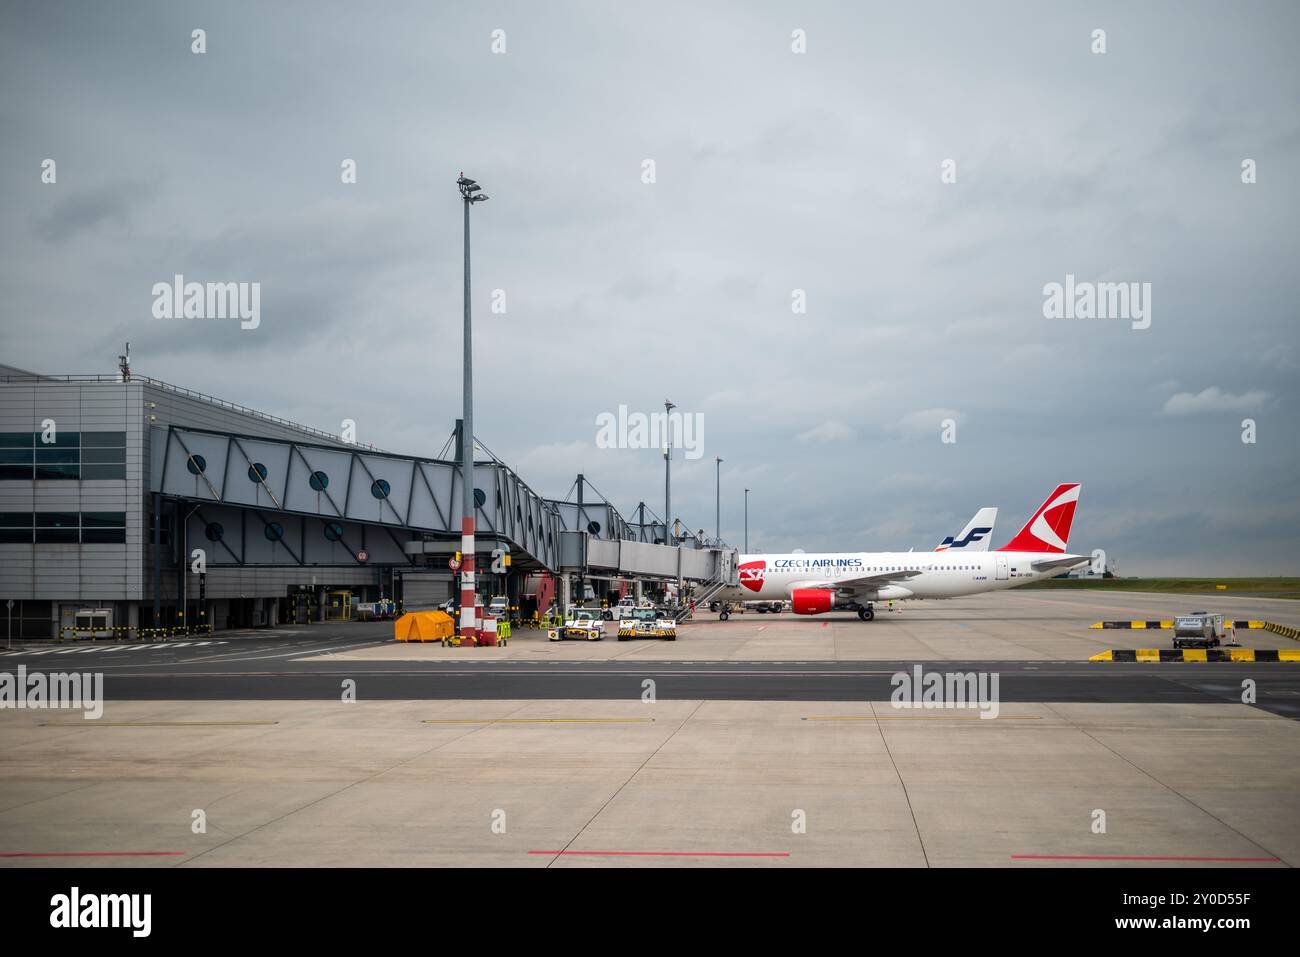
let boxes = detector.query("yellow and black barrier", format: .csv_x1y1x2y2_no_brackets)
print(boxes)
1089,620,1264,630
57,625,136,642
58,624,214,643
1263,621,1300,641
1090,648,1300,662
1090,620,1297,641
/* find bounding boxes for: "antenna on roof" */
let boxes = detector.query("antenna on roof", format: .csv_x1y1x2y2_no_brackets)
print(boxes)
117,342,131,382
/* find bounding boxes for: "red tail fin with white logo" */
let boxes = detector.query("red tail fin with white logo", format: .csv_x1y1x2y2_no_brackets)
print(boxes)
998,484,1081,553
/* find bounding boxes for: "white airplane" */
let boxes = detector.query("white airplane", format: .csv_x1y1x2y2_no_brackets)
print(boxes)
718,484,1085,621
734,507,998,613
934,506,997,552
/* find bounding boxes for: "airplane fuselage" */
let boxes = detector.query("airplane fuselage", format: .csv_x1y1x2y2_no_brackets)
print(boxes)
717,550,1082,605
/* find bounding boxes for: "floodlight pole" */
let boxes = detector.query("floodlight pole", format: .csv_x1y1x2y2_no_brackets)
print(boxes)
457,173,488,642
663,400,674,548
715,456,722,542
744,488,750,553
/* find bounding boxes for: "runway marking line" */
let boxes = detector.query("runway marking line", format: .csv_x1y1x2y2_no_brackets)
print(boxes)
423,717,655,725
804,715,1042,722
0,851,186,858
1012,854,1280,862
36,720,279,728
528,850,788,858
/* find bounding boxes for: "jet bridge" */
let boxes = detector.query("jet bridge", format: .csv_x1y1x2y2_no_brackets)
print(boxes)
558,530,737,585
151,425,563,570
548,474,738,588
151,427,737,586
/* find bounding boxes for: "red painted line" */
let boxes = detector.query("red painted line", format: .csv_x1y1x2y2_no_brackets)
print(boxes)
0,851,186,858
528,850,789,858
1012,854,1280,862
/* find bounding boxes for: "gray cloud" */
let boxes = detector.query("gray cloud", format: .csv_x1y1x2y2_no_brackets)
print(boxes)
1,0,1298,573
32,180,152,242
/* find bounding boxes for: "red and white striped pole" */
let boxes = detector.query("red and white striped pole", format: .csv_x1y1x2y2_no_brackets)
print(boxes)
459,517,476,642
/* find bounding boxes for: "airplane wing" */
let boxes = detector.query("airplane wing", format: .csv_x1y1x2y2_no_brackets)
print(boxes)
791,568,924,592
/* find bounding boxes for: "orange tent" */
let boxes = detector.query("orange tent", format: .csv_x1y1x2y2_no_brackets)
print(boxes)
393,610,455,642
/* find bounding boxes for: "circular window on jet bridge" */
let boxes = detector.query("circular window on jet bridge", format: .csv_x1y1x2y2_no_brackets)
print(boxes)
264,522,284,542
473,488,486,509
587,521,601,535
186,454,207,475
248,462,268,483
204,522,224,542
370,478,391,499
309,470,329,491
324,522,344,542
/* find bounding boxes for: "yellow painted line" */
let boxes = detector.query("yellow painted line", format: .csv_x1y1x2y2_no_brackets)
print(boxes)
1229,649,1255,662
1182,649,1208,662
38,720,280,728
1135,649,1161,662
1130,621,1147,629
1280,650,1300,661
1089,650,1113,661
421,717,655,725
803,715,1041,722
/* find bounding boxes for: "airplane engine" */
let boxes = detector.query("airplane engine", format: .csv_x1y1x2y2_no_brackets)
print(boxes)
790,589,834,615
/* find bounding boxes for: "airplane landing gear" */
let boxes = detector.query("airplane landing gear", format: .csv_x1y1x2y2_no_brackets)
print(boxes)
857,605,875,621
719,607,730,622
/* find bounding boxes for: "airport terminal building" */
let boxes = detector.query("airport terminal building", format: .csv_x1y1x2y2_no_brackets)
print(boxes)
0,364,734,641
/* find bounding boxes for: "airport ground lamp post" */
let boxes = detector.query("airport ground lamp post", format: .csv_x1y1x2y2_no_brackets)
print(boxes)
663,399,674,547
458,173,489,642
715,455,722,542
744,487,749,553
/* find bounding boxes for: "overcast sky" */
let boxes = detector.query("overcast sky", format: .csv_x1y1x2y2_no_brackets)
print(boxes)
2,1,1297,574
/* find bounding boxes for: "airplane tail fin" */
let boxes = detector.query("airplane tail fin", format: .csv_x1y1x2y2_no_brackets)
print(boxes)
934,507,997,552
998,484,1081,553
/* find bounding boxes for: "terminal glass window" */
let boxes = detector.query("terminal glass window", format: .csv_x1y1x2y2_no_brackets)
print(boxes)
0,599,54,640
82,432,127,480
82,512,127,544
35,447,79,480
0,512,33,543
0,434,34,479
0,431,126,481
35,512,78,543
10,511,128,544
